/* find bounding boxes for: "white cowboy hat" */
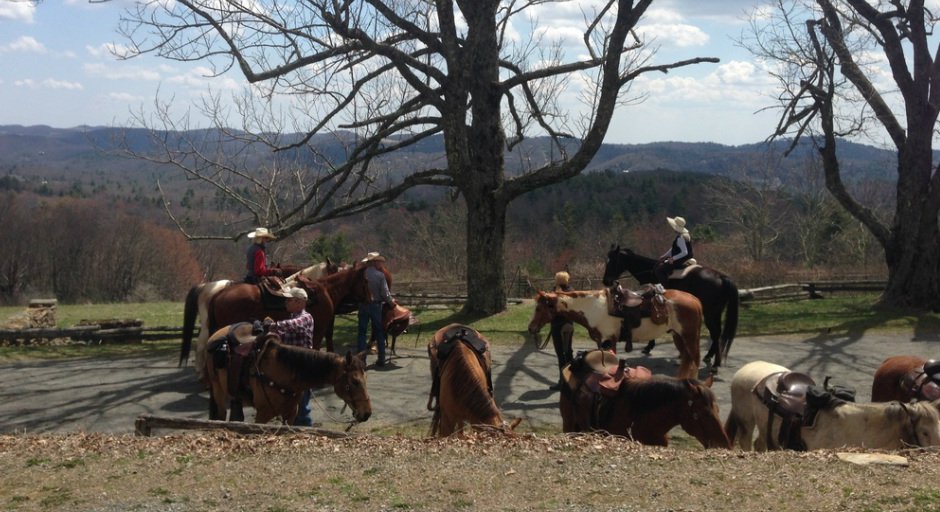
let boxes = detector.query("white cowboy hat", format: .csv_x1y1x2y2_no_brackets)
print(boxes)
285,286,308,300
247,227,277,240
666,216,689,236
361,251,386,263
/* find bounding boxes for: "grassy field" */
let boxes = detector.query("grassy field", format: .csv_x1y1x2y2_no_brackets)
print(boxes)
1,293,939,360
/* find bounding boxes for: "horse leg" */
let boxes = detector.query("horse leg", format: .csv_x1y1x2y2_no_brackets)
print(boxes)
229,399,245,422
670,332,697,380
702,310,722,367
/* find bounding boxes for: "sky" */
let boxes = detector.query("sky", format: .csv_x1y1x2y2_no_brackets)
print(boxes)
1,1,792,146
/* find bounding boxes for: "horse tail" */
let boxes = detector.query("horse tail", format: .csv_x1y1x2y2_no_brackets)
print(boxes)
180,283,202,367
720,277,740,362
723,409,740,447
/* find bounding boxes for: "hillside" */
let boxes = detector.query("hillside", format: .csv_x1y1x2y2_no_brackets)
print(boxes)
0,125,899,190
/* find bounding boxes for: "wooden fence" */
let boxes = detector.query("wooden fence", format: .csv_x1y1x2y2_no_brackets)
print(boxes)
0,279,887,346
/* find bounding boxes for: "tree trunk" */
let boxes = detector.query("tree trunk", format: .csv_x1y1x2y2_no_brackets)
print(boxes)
882,241,940,311
463,190,507,315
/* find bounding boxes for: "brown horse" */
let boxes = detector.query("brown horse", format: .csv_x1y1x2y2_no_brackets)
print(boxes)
428,324,519,437
559,353,730,448
872,355,940,403
179,260,341,372
528,289,703,379
204,322,371,424
182,262,383,379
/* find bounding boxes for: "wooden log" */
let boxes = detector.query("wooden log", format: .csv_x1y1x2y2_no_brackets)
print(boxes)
134,414,356,438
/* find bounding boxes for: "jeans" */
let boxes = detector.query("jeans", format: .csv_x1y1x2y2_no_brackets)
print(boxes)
293,389,313,426
357,302,386,362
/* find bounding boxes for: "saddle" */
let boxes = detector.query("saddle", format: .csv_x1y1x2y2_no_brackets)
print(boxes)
427,324,493,411
754,371,855,450
206,322,267,400
384,303,417,337
258,276,292,310
900,359,940,401
562,350,652,430
668,262,701,280
606,283,668,326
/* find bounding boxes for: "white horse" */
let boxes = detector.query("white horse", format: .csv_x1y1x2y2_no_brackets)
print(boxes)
179,260,338,380
528,289,703,379
725,360,940,451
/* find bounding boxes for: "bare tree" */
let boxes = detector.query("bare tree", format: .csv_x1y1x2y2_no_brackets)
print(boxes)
707,151,791,262
745,0,940,310
118,0,717,313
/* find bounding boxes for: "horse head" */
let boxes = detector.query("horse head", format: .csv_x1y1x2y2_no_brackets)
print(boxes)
603,245,627,286
905,400,940,447
334,351,372,423
677,379,732,449
527,291,558,335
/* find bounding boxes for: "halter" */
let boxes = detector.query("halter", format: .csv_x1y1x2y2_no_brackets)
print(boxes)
898,402,928,447
251,338,301,421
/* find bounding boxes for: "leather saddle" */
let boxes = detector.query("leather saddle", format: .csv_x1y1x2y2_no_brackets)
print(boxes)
207,322,267,400
901,359,940,401
607,283,668,326
754,371,855,450
427,325,493,411
384,304,417,337
258,277,292,310
562,350,652,430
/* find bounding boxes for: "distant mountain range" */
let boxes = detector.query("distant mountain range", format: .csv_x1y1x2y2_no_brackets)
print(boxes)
0,125,898,190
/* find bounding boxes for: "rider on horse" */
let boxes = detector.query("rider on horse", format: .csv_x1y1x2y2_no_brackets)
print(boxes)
244,227,281,284
654,216,693,285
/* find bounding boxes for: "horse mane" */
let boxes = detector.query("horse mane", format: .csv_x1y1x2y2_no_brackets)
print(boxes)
441,342,501,424
619,377,713,415
271,341,338,385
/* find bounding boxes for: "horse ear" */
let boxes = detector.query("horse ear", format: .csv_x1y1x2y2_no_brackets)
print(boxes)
353,350,368,365
701,375,715,388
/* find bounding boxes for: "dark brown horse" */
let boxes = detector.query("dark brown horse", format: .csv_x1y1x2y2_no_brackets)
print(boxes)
428,324,519,436
871,355,940,403
559,354,730,448
182,263,383,379
204,322,371,424
602,245,739,369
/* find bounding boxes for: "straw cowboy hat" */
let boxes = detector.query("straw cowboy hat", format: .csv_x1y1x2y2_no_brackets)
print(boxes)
554,271,570,286
667,216,689,236
361,251,386,263
247,227,277,240
284,286,308,300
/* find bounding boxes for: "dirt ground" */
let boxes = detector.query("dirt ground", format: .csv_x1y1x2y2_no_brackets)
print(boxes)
1,323,939,511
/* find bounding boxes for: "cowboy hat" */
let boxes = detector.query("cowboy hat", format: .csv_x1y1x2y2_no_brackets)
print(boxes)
666,216,689,236
284,286,308,300
554,271,570,286
247,227,277,240
361,251,386,263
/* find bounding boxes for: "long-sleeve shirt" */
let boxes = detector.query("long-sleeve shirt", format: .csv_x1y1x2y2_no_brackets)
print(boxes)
268,310,315,349
661,235,693,264
246,243,275,281
365,265,393,306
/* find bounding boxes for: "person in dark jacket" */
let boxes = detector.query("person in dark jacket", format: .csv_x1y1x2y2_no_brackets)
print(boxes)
244,227,279,284
549,271,574,391
654,216,693,284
